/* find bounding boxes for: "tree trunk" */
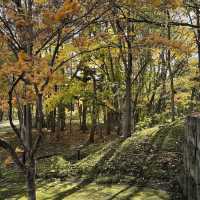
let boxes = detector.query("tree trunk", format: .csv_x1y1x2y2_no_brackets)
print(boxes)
78,100,82,129
89,77,97,143
36,93,44,132
26,158,36,200
23,104,36,200
167,11,175,122
81,99,88,133
58,103,65,131
89,109,96,143
122,18,133,138
46,112,51,130
122,72,132,137
106,111,112,135
196,8,200,75
34,104,39,129
156,51,167,113
51,109,56,133
0,109,3,122
69,101,73,134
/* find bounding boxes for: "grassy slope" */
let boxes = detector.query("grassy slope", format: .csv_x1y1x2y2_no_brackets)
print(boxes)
0,120,184,200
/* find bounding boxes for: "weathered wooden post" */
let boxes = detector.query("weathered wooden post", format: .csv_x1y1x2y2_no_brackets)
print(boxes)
184,114,200,200
76,145,83,160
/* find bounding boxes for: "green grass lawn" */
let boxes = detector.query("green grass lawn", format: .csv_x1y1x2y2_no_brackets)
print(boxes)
23,182,169,200
0,120,184,200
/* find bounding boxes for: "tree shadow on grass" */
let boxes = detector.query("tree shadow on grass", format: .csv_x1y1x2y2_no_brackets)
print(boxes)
0,175,26,199
106,185,169,200
105,184,140,200
52,122,183,200
53,139,124,200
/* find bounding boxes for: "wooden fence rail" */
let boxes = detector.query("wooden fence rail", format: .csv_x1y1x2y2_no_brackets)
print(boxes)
184,115,200,200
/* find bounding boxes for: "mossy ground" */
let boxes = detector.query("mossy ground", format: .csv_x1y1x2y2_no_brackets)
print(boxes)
0,120,184,199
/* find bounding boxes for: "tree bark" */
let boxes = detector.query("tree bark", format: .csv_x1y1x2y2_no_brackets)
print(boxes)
89,76,97,143
122,18,133,138
122,70,132,137
0,109,3,122
58,103,65,131
106,111,112,135
23,104,36,200
81,99,88,133
69,101,73,134
36,93,44,132
167,11,175,122
51,109,56,133
196,8,200,75
26,158,36,200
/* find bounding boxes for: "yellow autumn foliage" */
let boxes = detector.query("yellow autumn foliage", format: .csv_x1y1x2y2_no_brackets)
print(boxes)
125,0,182,9
54,0,80,22
35,0,48,4
140,33,192,54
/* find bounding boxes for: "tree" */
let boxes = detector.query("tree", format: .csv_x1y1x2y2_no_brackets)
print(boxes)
0,0,110,199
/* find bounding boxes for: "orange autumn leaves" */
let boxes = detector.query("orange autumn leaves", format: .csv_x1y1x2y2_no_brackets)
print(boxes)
151,0,182,8
43,0,80,25
126,0,182,9
55,0,80,21
138,33,193,54
0,49,67,109
0,51,51,86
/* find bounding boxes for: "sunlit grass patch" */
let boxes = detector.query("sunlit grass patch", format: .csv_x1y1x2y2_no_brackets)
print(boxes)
0,120,184,199
17,182,169,200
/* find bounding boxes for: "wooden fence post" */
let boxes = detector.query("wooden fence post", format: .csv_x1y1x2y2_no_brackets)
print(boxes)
184,114,200,200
